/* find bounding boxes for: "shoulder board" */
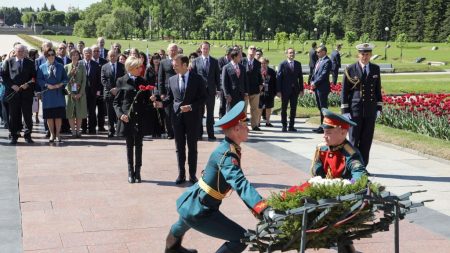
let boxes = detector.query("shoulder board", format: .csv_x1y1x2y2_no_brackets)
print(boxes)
343,143,356,156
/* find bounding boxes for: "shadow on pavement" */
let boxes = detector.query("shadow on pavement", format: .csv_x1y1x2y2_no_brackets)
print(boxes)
372,173,450,183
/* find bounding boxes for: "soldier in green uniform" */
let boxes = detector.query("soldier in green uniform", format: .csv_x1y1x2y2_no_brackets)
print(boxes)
311,108,368,180
165,101,269,253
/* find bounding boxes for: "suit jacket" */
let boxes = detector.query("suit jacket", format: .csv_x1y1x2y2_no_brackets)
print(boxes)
262,67,277,97
58,56,72,66
222,62,248,103
311,56,331,93
276,60,304,97
309,48,318,68
158,58,176,95
330,50,341,71
101,61,125,100
83,60,102,96
218,56,230,90
100,48,109,59
162,71,207,117
1,57,36,101
242,57,262,95
191,56,221,96
145,65,158,85
94,57,108,68
341,62,382,118
113,75,153,136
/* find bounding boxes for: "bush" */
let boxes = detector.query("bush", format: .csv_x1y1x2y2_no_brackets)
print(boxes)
41,29,56,35
55,31,65,36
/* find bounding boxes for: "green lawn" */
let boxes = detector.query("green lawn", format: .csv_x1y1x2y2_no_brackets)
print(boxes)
41,35,450,73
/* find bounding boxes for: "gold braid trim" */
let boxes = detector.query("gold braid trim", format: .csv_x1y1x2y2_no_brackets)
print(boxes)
344,68,360,90
199,178,226,200
310,145,322,176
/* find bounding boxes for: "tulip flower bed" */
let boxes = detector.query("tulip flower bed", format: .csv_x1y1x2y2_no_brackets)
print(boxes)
380,93,450,140
299,82,449,140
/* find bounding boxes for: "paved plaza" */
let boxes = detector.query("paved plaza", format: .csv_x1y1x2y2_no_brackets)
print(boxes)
1,35,450,253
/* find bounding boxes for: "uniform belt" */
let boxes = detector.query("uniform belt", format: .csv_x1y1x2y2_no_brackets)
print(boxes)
198,178,225,200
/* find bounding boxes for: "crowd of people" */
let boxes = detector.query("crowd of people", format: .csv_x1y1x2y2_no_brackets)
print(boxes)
0,37,382,184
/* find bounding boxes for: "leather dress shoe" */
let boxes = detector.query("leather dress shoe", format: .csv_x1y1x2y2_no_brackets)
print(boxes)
282,127,287,132
265,123,274,127
288,127,297,132
167,135,174,140
107,132,115,138
312,127,324,134
24,137,34,144
9,138,18,145
208,136,217,141
252,126,262,131
189,176,198,183
175,176,186,185
45,131,51,138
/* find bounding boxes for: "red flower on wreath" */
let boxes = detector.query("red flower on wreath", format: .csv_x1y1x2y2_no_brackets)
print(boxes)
138,85,156,91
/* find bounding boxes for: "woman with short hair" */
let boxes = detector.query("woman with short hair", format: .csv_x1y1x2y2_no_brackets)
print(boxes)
37,48,69,143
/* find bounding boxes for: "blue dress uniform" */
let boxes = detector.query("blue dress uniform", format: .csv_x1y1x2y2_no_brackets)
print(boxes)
166,101,268,253
311,109,367,180
340,43,382,166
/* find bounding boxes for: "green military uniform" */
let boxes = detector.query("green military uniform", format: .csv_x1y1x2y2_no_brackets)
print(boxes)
167,101,267,253
311,108,367,180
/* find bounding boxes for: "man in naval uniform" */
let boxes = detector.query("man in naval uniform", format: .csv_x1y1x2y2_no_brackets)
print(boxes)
340,43,382,167
164,101,270,253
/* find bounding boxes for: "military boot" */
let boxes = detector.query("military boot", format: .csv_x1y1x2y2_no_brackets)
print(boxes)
165,232,197,253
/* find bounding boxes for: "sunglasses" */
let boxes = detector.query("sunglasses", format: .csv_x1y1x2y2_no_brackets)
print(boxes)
249,47,256,50
47,53,55,56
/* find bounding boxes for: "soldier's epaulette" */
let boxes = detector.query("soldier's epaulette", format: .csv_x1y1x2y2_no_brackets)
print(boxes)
343,143,356,156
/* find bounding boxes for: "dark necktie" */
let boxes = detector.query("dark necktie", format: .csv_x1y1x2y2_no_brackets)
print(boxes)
290,61,294,71
85,61,90,76
362,65,367,80
180,75,186,97
112,63,116,80
18,60,23,73
204,57,209,74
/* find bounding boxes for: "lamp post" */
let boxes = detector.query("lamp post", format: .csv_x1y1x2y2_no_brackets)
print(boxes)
182,28,185,40
205,28,208,40
244,23,247,48
231,28,234,45
267,27,271,51
313,27,318,40
384,26,390,60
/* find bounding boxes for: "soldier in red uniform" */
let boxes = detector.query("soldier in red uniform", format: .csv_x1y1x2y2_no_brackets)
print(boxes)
311,108,367,180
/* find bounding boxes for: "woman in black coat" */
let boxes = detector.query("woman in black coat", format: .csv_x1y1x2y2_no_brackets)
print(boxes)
258,57,277,127
114,56,155,183
144,53,164,137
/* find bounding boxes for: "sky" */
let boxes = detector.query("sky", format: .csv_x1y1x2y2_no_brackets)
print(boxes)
0,0,101,11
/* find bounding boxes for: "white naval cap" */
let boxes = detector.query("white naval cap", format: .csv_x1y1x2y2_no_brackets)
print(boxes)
356,43,375,52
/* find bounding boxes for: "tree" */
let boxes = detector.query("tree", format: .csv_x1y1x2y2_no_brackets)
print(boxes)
50,4,56,12
73,1,111,38
50,11,66,26
327,32,337,48
73,20,93,38
0,7,22,26
359,33,370,43
447,35,450,44
438,4,450,42
111,6,138,40
344,31,357,56
95,13,116,39
319,32,328,45
37,11,51,25
424,0,447,42
298,32,308,52
21,12,36,27
275,32,288,50
65,12,80,26
289,33,298,44
42,3,49,12
395,33,408,61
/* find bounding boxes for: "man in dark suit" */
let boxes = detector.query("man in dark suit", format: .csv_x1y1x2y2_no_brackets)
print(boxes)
190,41,220,140
97,37,109,59
92,45,108,131
242,45,262,131
1,44,36,144
276,48,304,132
330,44,342,84
101,50,125,137
81,47,102,134
56,43,72,65
154,55,207,184
341,43,382,167
158,43,178,139
222,49,248,112
217,47,233,119
311,45,332,133
308,42,318,84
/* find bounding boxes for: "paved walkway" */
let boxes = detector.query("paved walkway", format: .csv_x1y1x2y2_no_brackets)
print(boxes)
1,106,449,252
